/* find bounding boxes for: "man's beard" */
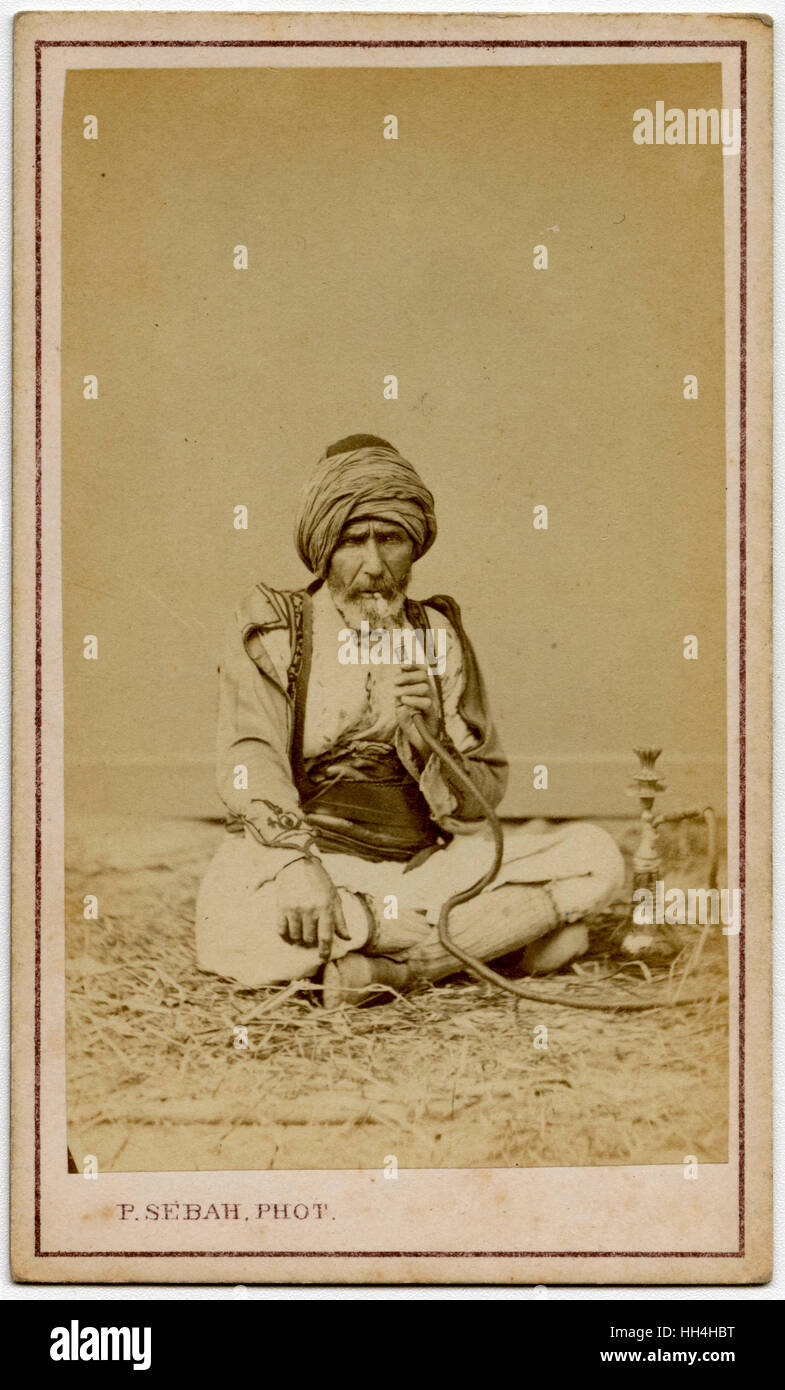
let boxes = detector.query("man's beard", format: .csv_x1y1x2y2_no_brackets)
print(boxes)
327,574,409,630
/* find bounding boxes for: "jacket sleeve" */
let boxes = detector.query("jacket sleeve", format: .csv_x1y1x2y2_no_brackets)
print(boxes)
396,605,509,831
215,605,318,876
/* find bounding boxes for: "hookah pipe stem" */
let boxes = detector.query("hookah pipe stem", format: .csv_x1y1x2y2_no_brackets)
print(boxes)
409,714,724,1012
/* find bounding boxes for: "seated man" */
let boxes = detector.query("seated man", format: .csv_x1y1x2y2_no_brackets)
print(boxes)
196,435,625,1003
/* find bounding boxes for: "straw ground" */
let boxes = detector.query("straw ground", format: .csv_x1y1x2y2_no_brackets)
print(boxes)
65,817,729,1173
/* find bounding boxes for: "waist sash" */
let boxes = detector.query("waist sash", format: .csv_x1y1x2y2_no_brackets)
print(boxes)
301,779,440,862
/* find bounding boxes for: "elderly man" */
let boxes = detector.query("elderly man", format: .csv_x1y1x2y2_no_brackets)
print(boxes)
196,435,624,1003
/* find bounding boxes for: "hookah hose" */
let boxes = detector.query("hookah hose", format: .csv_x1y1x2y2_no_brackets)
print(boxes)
409,714,726,1012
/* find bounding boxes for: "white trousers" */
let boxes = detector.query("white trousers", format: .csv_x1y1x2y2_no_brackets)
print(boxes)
196,821,625,988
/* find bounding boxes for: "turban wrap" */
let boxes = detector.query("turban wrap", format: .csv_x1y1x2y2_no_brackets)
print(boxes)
295,445,437,578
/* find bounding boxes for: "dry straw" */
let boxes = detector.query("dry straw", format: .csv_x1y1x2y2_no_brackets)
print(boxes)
65,817,729,1172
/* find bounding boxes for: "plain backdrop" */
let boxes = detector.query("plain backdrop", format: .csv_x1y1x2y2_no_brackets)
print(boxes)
61,59,727,818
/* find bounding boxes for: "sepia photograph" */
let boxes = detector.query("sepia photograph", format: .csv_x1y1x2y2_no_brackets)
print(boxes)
11,9,772,1284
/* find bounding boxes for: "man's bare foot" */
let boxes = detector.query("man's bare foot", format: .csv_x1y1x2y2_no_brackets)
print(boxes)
321,953,410,1009
522,923,590,975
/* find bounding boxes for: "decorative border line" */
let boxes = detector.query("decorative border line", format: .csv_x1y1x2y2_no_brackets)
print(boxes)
33,35,747,1263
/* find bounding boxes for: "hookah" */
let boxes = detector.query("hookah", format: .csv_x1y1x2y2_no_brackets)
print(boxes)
408,719,724,1012
619,748,718,958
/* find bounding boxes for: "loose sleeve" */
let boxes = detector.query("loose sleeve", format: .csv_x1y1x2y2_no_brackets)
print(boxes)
215,611,318,877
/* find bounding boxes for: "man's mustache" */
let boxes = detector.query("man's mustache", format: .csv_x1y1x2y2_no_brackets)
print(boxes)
345,578,403,600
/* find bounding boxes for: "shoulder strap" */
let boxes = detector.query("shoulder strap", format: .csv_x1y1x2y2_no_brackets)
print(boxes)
289,590,314,787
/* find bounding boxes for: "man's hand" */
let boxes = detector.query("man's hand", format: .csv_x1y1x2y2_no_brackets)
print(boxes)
394,661,440,757
275,858,352,961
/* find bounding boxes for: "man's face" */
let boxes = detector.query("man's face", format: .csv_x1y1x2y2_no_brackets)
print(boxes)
327,517,415,626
